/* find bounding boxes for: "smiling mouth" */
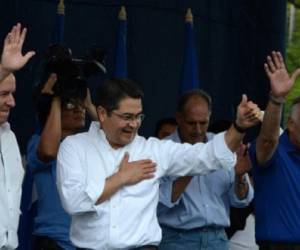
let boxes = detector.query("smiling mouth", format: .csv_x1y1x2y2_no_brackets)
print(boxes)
0,110,9,115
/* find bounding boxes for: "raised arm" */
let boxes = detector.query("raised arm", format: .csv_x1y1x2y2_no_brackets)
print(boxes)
0,23,35,81
84,88,98,121
256,51,300,165
225,95,261,152
37,74,62,162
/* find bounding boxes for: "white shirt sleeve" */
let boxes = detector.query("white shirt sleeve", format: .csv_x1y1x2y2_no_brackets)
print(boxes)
56,137,105,215
155,132,236,177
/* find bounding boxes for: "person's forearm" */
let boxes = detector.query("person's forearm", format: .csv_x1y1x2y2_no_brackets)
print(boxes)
96,172,125,205
256,97,283,165
86,104,98,121
171,176,193,202
37,97,62,162
0,64,11,82
224,125,245,152
234,174,249,200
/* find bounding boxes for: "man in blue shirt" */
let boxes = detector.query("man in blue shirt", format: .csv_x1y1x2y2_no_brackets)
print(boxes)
158,89,254,250
27,67,97,250
250,52,300,250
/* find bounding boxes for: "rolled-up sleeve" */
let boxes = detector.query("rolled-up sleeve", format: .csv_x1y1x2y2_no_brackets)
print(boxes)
229,173,254,207
27,135,53,173
159,177,181,208
57,137,105,215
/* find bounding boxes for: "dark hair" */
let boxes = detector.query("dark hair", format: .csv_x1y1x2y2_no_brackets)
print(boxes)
154,117,177,137
95,78,143,113
177,89,212,113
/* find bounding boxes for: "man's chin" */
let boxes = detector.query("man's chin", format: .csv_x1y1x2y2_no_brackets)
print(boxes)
0,114,9,124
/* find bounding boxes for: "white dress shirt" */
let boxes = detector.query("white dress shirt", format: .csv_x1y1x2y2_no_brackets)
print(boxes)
57,122,236,250
0,123,24,250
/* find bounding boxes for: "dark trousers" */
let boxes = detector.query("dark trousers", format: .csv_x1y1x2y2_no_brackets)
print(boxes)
258,241,300,250
34,235,63,250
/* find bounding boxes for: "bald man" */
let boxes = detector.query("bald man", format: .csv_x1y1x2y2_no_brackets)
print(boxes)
0,23,34,250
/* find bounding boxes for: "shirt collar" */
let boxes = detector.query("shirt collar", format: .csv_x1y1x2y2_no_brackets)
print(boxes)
168,129,214,144
0,122,10,136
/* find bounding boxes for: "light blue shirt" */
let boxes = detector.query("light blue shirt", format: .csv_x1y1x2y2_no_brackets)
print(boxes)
157,130,254,230
27,134,75,250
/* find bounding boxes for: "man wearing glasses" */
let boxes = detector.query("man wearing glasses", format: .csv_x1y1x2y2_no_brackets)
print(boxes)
56,78,260,250
27,73,96,250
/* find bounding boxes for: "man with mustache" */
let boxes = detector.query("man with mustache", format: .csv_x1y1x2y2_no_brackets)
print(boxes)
0,23,35,249
56,78,260,250
157,90,253,250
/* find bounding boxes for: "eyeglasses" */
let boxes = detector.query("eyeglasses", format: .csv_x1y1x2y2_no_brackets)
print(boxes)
111,111,145,122
63,100,85,110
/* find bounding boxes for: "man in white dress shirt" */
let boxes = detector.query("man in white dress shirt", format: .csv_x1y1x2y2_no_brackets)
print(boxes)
0,23,35,250
57,78,260,250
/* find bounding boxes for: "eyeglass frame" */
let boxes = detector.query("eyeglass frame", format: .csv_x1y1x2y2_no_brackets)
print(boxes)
62,99,85,111
110,111,145,123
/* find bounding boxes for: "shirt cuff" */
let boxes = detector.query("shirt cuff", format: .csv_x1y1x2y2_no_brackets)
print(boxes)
213,132,237,170
159,179,181,208
85,179,105,206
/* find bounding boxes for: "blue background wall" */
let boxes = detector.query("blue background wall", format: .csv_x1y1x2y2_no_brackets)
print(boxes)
1,0,286,153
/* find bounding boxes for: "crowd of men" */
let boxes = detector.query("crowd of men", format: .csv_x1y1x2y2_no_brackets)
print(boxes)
1,23,300,250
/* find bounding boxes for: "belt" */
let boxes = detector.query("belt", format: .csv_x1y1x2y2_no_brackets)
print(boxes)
162,225,223,232
77,245,158,250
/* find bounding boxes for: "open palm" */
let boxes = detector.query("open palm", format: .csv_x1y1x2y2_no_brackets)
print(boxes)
1,23,35,73
265,51,300,97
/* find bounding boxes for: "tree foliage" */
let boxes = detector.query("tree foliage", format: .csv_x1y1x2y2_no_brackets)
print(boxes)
284,3,300,123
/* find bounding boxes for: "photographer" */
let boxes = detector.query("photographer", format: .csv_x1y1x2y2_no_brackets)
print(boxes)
26,58,96,250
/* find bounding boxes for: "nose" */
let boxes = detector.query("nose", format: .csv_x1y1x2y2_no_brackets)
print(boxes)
194,123,202,133
128,118,140,128
6,94,15,108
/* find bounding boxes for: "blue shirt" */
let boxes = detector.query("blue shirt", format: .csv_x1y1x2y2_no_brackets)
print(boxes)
27,135,75,250
158,130,253,230
250,131,300,243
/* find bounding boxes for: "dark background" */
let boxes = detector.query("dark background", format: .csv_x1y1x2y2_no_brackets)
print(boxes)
1,0,286,153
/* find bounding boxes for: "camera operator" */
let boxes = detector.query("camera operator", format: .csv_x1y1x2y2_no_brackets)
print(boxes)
26,58,97,250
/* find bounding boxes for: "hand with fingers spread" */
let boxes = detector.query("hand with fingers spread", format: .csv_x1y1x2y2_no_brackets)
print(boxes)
264,51,300,98
0,23,35,79
118,152,156,186
236,94,261,130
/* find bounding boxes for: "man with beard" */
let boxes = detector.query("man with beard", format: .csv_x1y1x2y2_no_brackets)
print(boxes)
0,23,35,249
157,89,253,250
56,78,260,250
